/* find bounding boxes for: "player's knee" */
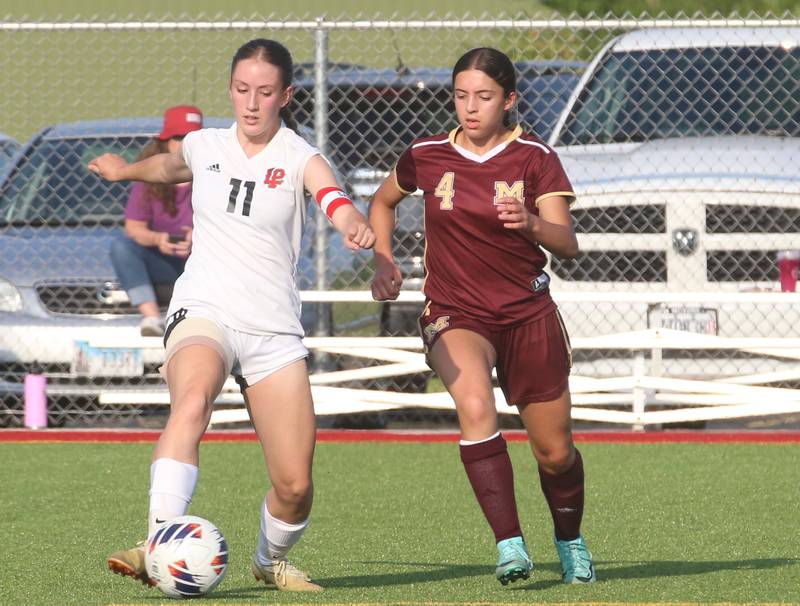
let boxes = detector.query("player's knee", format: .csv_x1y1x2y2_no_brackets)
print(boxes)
456,395,496,429
169,392,213,428
273,477,313,507
534,443,574,474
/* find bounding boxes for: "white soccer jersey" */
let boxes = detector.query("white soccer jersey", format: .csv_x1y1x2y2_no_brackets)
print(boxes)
168,123,319,336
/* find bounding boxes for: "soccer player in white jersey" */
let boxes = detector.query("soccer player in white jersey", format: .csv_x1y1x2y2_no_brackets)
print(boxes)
88,39,375,592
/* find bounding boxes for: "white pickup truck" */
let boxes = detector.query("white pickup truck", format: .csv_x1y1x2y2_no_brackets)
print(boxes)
545,27,800,376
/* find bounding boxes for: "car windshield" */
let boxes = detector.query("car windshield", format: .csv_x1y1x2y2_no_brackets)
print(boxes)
518,72,581,139
558,45,800,145
0,135,147,226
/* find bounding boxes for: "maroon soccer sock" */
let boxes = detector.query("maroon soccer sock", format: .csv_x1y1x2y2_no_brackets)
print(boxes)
538,448,585,541
459,433,523,543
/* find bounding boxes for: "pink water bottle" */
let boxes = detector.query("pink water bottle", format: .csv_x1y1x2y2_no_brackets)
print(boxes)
24,362,47,429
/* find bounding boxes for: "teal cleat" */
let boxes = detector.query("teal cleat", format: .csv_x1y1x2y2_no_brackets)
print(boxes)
554,534,596,584
495,536,533,585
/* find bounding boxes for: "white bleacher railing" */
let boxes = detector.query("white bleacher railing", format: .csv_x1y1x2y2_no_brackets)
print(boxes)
90,291,800,429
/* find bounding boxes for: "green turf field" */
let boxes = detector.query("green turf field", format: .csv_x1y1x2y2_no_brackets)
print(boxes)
1,441,798,605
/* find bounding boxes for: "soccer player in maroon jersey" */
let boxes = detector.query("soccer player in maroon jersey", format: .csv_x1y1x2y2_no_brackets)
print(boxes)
369,47,595,585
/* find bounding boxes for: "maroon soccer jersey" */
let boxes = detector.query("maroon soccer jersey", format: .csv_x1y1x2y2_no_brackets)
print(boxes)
395,125,575,325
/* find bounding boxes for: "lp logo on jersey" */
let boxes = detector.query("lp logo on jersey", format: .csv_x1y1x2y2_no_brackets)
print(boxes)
264,167,286,188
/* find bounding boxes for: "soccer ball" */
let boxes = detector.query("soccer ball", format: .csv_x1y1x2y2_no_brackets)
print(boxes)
145,515,228,598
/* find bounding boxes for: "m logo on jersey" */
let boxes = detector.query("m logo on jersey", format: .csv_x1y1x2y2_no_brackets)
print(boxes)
264,167,286,188
493,180,525,204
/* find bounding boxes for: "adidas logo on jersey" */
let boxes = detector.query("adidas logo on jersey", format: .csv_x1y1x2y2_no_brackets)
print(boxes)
206,163,220,172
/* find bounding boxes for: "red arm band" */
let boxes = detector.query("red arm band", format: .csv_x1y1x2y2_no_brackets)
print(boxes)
315,186,353,220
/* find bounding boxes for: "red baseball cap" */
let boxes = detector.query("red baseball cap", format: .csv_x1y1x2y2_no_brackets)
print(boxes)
158,105,203,140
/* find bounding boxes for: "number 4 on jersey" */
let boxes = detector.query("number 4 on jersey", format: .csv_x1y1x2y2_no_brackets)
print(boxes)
434,171,455,210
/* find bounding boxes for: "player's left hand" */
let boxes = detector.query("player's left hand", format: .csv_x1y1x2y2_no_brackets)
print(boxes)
343,215,376,251
497,197,538,233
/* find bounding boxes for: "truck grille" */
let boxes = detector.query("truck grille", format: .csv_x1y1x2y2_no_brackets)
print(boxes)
563,202,798,283
573,204,666,234
706,250,778,282
552,251,667,282
706,205,800,234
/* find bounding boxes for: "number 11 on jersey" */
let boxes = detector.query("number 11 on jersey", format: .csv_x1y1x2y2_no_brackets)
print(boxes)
228,178,256,217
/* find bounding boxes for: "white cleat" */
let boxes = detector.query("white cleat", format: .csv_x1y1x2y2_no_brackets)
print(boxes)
251,554,323,592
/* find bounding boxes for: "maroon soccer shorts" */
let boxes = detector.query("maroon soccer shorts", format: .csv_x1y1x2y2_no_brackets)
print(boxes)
418,301,572,405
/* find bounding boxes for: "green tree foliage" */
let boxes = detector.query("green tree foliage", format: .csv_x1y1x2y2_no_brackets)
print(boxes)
540,0,800,16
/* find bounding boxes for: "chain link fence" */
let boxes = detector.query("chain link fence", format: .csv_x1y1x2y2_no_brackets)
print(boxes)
1,13,799,428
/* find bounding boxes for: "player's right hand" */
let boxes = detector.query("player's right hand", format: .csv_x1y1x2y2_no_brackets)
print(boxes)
87,153,129,181
371,259,403,301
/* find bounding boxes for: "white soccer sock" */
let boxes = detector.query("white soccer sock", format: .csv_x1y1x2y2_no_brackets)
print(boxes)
148,457,199,536
256,499,309,565
460,431,501,446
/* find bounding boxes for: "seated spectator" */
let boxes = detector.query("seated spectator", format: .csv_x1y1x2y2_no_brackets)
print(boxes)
110,105,202,336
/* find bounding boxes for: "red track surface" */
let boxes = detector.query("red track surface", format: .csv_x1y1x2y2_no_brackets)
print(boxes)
1,428,800,443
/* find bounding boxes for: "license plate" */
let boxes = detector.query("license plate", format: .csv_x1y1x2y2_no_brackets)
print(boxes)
71,340,144,377
647,304,718,335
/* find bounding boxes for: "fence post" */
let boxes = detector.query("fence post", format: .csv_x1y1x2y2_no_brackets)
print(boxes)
632,350,647,432
313,17,332,348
